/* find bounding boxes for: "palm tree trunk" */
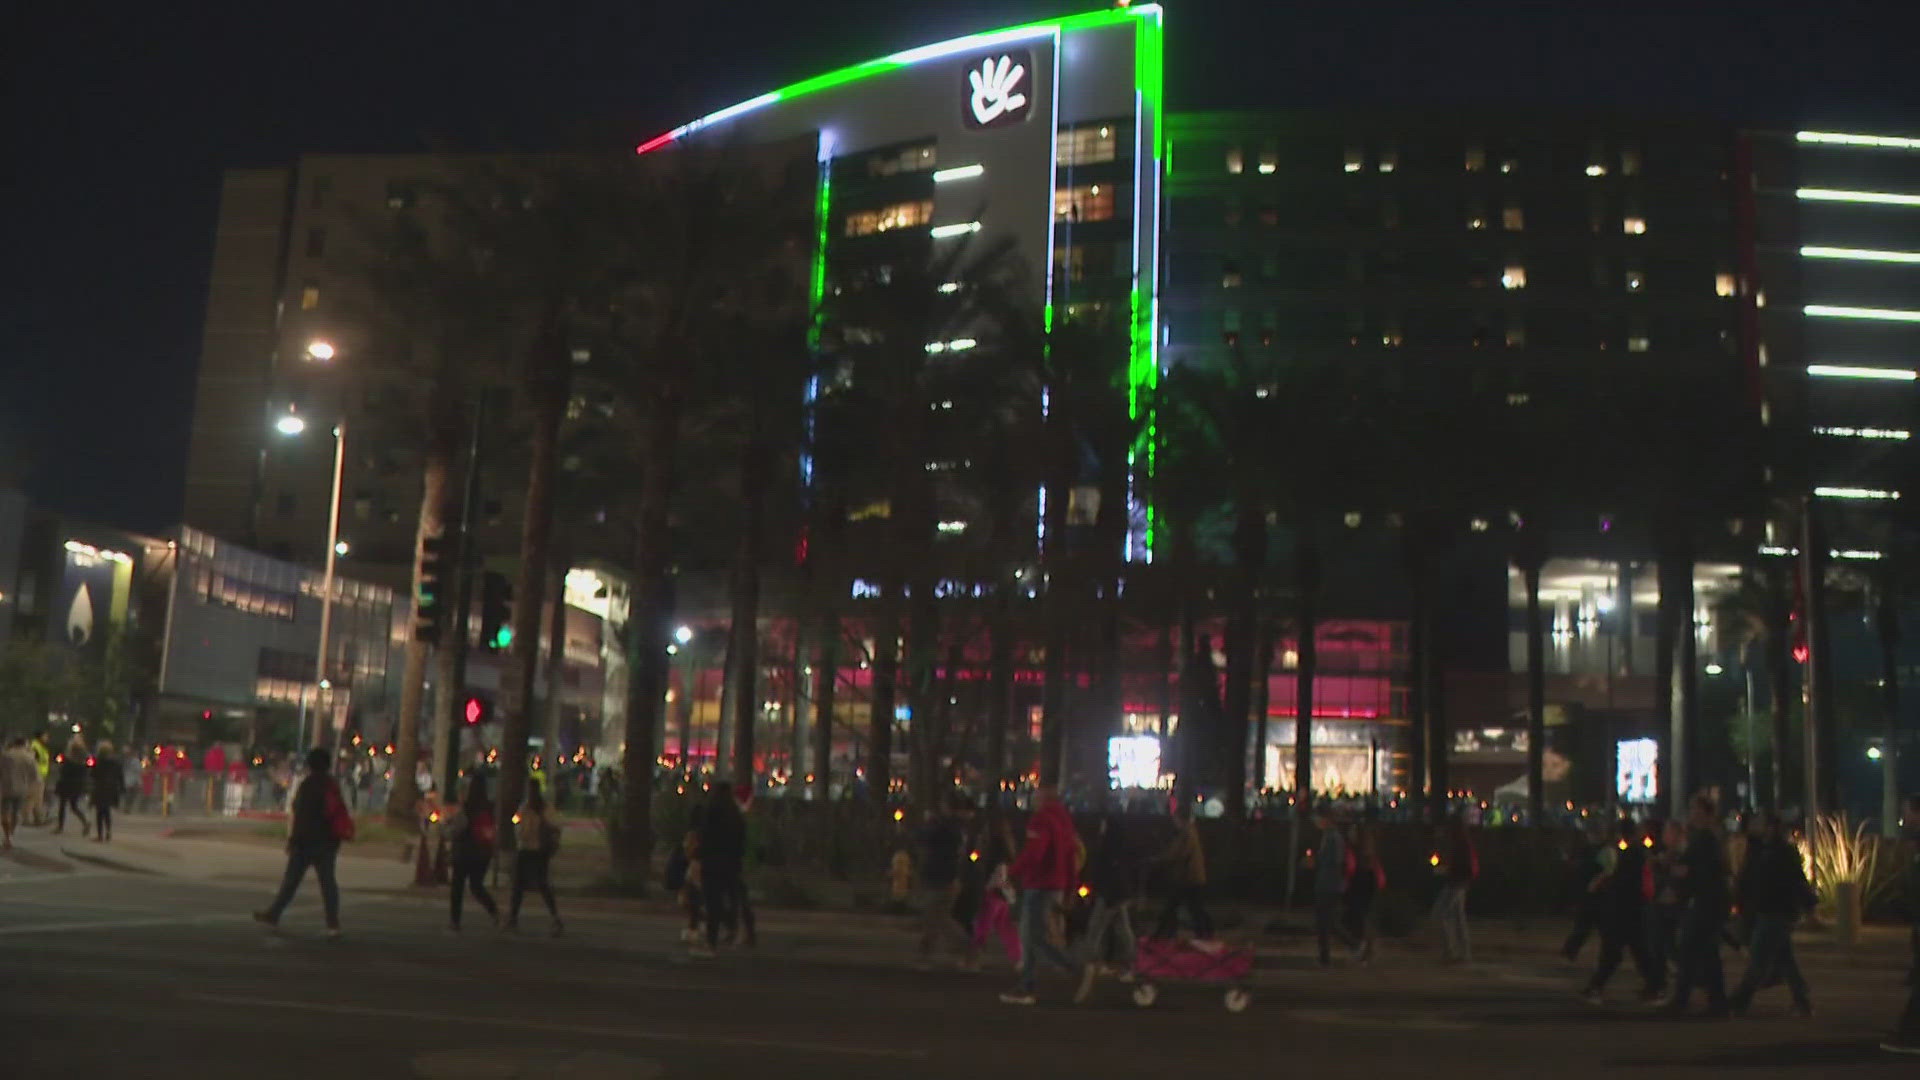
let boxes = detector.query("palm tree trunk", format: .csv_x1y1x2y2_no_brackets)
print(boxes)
867,589,899,799
1523,558,1546,823
986,585,1013,796
1876,576,1901,834
611,395,678,890
384,443,450,823
1406,556,1429,817
1039,606,1068,788
727,449,766,786
499,314,569,835
1252,619,1274,796
1293,539,1320,809
812,605,839,801
1766,574,1791,811
542,552,567,760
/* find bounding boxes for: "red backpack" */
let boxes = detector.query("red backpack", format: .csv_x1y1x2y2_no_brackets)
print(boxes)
468,807,497,849
322,778,355,842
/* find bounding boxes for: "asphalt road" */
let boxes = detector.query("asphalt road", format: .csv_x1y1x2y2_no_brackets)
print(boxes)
1,847,1913,1080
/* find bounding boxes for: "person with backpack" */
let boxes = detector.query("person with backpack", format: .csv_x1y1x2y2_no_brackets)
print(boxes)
1884,793,1920,1056
1345,817,1386,964
1581,817,1658,1003
999,785,1096,1006
506,779,563,937
444,774,500,932
1309,805,1357,967
88,740,126,842
53,738,90,835
253,748,353,935
1081,814,1140,977
1729,812,1814,1017
1433,815,1477,964
915,795,974,967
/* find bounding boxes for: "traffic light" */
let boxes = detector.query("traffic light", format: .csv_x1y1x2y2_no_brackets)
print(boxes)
463,696,491,725
479,571,514,650
416,533,449,644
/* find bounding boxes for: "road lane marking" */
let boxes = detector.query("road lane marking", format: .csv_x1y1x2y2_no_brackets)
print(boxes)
183,993,926,1059
0,913,251,936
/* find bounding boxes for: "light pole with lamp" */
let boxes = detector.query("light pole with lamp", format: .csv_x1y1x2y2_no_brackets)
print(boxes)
276,340,348,753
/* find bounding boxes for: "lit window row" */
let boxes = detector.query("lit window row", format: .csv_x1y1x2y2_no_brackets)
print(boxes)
1214,142,1642,177
1055,184,1116,223
845,200,934,237
1059,123,1118,167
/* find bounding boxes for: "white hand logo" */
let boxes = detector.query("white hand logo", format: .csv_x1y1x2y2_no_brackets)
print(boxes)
968,55,1028,126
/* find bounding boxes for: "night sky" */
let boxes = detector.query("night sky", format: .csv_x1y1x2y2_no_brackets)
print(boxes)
5,0,1915,532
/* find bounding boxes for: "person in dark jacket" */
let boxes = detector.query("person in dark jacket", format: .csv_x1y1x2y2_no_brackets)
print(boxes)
1581,817,1658,1003
1729,813,1814,1016
88,741,125,842
445,774,500,932
1081,814,1140,976
1562,824,1608,961
253,748,345,934
53,738,90,835
915,795,974,966
1345,817,1385,964
1645,819,1686,995
1663,793,1731,1018
694,781,747,955
1309,806,1357,967
1432,816,1477,963
506,780,563,937
1880,794,1920,1056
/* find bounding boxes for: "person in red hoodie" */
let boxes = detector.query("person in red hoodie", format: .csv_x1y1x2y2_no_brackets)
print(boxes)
999,786,1096,1006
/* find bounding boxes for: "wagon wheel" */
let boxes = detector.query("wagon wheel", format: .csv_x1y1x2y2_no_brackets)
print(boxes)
1132,983,1159,1008
1223,987,1251,1013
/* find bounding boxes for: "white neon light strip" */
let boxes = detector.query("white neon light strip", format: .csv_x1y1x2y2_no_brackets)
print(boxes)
932,164,984,183
937,282,961,294
930,221,982,239
1801,245,1920,264
1806,304,1920,322
1797,188,1920,207
1813,425,1911,440
1814,486,1901,500
1833,549,1886,560
1798,131,1920,151
923,338,977,354
1807,364,1918,380
885,24,1055,65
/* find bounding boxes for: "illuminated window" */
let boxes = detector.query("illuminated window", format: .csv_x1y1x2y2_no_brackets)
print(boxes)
1381,318,1404,348
1628,334,1651,353
1468,214,1487,231
300,283,320,310
1221,260,1243,289
1055,184,1115,223
1378,149,1398,173
844,200,934,237
1499,157,1517,174
1715,273,1736,297
1258,147,1278,174
1501,265,1527,290
1502,206,1524,231
1223,307,1241,345
1465,145,1486,172
1505,319,1526,348
1062,301,1109,327
1623,216,1647,235
1621,148,1642,176
1344,146,1364,173
306,226,327,258
867,143,937,177
1225,146,1244,175
1626,269,1645,292
385,181,414,210
1058,124,1117,166
1586,163,1608,178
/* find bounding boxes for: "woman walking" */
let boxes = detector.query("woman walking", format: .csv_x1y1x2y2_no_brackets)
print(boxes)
1432,815,1477,963
53,738,89,834
445,775,500,932
89,741,125,842
1345,818,1385,964
507,780,564,936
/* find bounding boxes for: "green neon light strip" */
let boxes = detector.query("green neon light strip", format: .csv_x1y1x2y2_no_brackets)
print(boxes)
1130,6,1165,557
807,150,831,350
636,5,1164,153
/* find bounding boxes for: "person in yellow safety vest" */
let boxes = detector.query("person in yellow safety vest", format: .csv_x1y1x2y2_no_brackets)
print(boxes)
28,733,51,826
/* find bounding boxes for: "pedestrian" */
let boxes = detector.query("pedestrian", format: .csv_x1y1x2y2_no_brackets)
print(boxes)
915,795,974,968
444,774,500,932
1345,816,1386,964
1645,819,1686,995
53,738,90,834
28,732,51,826
1884,793,1920,1056
1729,812,1814,1017
666,830,704,944
999,785,1095,1006
1562,823,1607,962
972,816,1021,969
1151,804,1214,940
1432,815,1477,964
1310,804,1356,966
1580,817,1659,1004
252,748,353,935
88,741,124,841
1082,814,1140,978
1663,793,1731,1018
0,737,36,850
506,779,563,937
693,781,747,956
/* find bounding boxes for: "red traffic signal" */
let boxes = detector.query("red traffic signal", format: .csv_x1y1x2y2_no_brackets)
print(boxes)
464,697,490,725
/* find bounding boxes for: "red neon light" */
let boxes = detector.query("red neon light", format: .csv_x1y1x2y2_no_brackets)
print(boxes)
634,133,678,155
464,698,483,724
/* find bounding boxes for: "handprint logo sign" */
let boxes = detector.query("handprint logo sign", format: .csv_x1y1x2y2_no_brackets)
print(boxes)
964,51,1032,129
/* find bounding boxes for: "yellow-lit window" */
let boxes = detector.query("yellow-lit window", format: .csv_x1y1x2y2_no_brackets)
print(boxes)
1621,149,1642,176
1628,335,1651,353
1058,124,1117,166
1344,146,1364,173
1623,216,1648,235
1716,273,1736,297
845,200,934,237
1465,145,1486,172
867,145,937,177
1626,269,1645,292
1225,146,1244,175
1055,184,1116,223
1502,206,1524,231
1501,266,1527,290
1378,149,1399,173
300,284,320,310
1258,147,1278,174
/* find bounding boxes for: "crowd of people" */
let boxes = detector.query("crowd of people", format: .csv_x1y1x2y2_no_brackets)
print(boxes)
0,732,125,848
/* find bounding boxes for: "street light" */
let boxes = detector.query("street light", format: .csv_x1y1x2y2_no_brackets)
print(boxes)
305,340,336,362
275,412,308,436
1704,662,1725,676
273,398,348,755
333,540,350,557
675,625,694,645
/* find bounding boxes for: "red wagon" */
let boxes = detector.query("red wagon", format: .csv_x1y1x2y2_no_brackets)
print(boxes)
1130,937,1255,1012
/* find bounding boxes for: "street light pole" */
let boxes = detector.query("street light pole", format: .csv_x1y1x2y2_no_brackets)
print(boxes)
319,416,347,755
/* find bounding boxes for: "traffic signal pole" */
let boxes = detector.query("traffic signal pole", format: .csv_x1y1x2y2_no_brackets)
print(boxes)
440,393,487,797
